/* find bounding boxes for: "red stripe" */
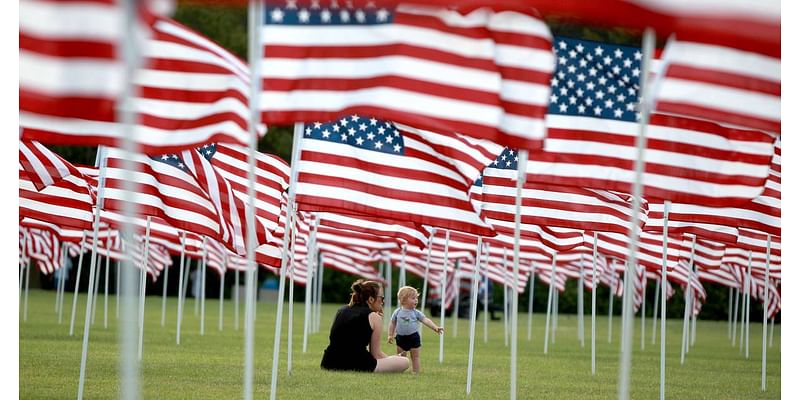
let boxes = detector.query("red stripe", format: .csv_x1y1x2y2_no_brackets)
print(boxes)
263,75,500,105
264,43,498,72
655,101,780,134
666,64,780,96
20,32,115,59
138,111,248,131
20,90,116,122
139,85,248,105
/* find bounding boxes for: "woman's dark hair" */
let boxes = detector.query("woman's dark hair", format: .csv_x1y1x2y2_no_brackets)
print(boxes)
348,279,382,307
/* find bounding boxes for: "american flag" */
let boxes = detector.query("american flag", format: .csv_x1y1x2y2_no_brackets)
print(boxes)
315,212,429,250
19,163,95,230
208,143,290,235
102,148,226,243
21,16,262,154
19,140,86,191
294,114,500,236
647,138,780,239
260,1,555,150
654,39,780,134
525,36,775,206
481,148,649,235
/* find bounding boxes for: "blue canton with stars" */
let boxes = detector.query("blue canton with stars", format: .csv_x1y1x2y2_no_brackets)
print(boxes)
489,148,519,171
151,144,217,170
305,115,405,155
264,0,394,25
547,36,644,122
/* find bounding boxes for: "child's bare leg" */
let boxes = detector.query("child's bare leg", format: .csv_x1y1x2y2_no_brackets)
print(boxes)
396,346,406,356
410,348,421,374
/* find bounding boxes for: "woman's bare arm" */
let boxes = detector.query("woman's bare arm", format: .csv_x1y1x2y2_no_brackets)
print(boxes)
368,312,388,359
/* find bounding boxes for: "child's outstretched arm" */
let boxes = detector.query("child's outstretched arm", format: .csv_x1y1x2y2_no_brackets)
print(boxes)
421,317,444,335
387,319,396,344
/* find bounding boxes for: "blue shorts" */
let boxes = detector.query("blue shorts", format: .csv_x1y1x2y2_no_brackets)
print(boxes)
395,332,421,351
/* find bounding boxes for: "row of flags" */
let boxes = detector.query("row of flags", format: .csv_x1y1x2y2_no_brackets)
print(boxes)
18,1,780,318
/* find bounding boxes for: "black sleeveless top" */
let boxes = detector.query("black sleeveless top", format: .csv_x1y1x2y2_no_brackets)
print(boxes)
320,304,377,372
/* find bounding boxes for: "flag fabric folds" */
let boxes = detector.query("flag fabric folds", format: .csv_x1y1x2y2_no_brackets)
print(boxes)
294,115,500,236
260,1,555,150
527,36,775,206
21,16,262,154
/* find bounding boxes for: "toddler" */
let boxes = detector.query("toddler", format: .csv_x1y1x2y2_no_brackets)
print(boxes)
388,286,444,373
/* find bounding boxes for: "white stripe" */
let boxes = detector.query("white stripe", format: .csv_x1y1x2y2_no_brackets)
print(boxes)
262,88,501,127
133,97,249,122
499,80,551,106
135,69,250,94
666,41,780,82
20,0,120,40
262,56,499,93
20,51,122,96
154,19,250,79
297,182,490,228
658,78,780,121
19,145,54,186
494,45,554,72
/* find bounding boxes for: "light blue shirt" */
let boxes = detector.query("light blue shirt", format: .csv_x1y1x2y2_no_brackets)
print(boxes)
391,307,426,336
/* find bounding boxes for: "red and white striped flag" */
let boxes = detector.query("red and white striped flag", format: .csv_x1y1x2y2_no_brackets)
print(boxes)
482,148,649,235
294,116,501,235
102,148,225,243
207,143,290,234
654,39,780,134
19,140,87,191
525,36,776,206
316,212,430,250
21,15,263,153
260,2,554,150
19,163,95,230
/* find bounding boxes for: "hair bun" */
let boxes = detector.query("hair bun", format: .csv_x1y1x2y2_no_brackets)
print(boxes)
351,280,363,293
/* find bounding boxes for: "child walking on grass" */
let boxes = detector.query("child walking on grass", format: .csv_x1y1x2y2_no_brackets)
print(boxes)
387,286,444,374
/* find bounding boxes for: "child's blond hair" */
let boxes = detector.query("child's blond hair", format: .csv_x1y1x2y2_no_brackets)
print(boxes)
397,286,418,305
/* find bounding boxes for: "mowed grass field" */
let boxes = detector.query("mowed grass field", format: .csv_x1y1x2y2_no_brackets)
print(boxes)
20,289,779,399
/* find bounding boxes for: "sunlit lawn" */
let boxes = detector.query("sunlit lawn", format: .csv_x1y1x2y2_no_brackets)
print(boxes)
20,289,779,399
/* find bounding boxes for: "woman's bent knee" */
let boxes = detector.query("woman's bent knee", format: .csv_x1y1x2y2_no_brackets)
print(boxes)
374,355,409,373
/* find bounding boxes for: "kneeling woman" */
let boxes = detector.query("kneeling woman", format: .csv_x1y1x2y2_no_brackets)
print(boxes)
321,279,409,373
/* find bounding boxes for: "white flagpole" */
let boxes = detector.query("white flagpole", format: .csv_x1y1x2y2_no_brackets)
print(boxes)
770,315,775,348
176,231,186,345
439,229,449,363
553,288,558,344
466,237,482,395
651,277,660,344
19,236,27,313
483,243,490,344
727,287,733,338
452,260,460,337
58,246,68,325
104,239,111,329
116,259,121,320
234,269,240,331
527,266,535,341
618,27,656,400
243,0,264,396
200,237,207,336
509,148,527,400
742,253,752,356
690,260,698,347
731,287,740,346
761,235,770,391
315,252,324,333
161,246,170,327
681,237,695,365
544,254,555,354
303,216,318,350
608,283,614,344
76,140,108,400
399,244,407,289
268,120,302,400
659,200,670,400
420,229,434,319
137,217,152,361
592,232,598,375
92,257,102,325
386,255,393,332
287,208,298,375
503,249,509,347
579,254,585,347
621,261,629,348
70,231,88,336
55,246,63,315
640,268,646,351
219,262,226,332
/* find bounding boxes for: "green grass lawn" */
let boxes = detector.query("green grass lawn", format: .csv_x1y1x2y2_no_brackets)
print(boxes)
20,289,779,399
